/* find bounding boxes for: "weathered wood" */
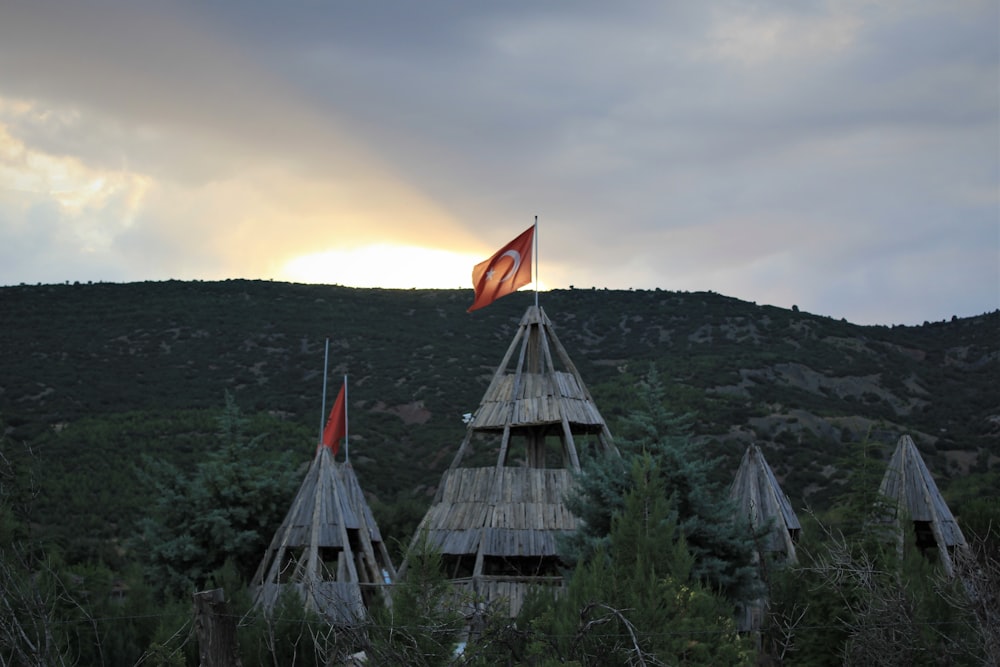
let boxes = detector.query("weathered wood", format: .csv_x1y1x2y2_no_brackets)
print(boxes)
193,588,242,667
729,443,800,561
404,305,616,617
252,446,394,624
878,435,968,576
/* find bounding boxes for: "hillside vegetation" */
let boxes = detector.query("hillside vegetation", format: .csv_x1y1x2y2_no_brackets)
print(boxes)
1,280,997,562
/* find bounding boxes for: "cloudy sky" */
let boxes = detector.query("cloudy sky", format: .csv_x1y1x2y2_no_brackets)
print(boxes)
1,1,997,325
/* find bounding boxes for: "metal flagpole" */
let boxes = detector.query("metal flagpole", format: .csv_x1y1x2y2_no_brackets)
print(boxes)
533,215,539,309
343,374,350,463
318,338,330,445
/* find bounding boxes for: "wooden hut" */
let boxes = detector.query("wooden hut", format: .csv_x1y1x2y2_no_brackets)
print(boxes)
405,304,616,617
252,445,396,624
729,442,800,563
729,442,801,633
877,434,968,576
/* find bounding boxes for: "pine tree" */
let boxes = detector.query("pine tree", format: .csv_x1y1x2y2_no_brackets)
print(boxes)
518,454,751,666
135,392,298,599
761,433,988,666
564,365,758,601
365,533,465,665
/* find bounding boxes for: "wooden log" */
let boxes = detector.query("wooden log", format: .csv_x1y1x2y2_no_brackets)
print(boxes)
193,589,242,667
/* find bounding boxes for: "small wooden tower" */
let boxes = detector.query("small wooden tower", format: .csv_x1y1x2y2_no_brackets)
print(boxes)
252,445,396,623
729,442,801,563
406,304,616,617
729,442,801,633
877,434,968,576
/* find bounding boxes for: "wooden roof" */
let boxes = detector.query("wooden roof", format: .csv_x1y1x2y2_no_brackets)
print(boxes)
417,467,578,557
447,305,616,472
729,443,800,562
878,434,967,575
252,446,396,623
404,304,615,617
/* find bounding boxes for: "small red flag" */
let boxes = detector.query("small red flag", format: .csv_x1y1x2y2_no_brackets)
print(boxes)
321,381,346,455
468,225,534,312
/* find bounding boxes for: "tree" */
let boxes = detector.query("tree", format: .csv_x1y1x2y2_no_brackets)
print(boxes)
564,365,758,602
824,429,892,544
759,426,992,666
135,392,299,599
763,518,986,666
514,454,751,666
0,437,80,665
364,533,465,666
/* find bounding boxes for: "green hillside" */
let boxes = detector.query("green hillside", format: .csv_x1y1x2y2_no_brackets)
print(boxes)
1,279,998,562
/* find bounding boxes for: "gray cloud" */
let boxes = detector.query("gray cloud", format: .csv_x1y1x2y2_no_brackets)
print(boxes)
0,0,996,324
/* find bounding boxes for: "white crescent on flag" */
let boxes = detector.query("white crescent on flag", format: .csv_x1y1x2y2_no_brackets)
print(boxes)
468,223,535,312
497,250,521,282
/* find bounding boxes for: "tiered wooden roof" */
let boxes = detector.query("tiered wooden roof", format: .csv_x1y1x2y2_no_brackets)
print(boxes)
252,446,396,624
877,434,968,576
729,443,800,563
406,304,616,617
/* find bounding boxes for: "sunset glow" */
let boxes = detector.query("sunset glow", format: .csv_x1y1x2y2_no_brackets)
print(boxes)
1,2,995,324
281,245,485,289
280,244,550,292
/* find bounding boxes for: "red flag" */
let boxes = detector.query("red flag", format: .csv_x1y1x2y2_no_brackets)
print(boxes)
468,225,534,312
321,380,346,455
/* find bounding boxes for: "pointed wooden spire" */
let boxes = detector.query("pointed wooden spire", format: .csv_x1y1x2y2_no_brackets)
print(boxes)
878,434,968,576
405,305,615,617
729,442,801,633
447,304,616,473
729,442,801,563
252,447,396,623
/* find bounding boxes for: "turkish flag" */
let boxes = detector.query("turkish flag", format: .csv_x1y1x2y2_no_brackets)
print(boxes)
468,225,534,312
321,380,346,454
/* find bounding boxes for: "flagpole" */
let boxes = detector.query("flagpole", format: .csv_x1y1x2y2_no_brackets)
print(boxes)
533,215,539,309
318,338,330,445
343,374,350,463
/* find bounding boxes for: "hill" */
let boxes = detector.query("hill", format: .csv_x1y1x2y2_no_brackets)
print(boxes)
1,279,997,561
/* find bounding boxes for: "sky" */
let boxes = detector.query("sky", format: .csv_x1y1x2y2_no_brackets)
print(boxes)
0,1,997,326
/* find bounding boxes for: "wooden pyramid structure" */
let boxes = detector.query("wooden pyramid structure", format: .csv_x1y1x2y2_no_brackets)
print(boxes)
729,442,801,563
877,434,968,576
406,304,616,617
252,444,396,624
729,442,801,633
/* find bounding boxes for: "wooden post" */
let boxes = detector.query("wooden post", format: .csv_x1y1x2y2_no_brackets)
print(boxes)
193,588,242,667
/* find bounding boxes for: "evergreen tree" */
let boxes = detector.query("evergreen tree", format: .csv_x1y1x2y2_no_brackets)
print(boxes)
564,365,758,601
135,392,298,599
0,438,74,665
515,454,751,666
762,436,987,666
365,533,465,665
825,429,893,544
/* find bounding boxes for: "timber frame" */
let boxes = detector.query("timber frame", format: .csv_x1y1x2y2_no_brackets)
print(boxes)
251,446,396,624
404,304,617,617
729,442,801,633
877,434,968,576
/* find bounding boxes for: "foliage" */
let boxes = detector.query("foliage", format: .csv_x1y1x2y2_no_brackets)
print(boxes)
0,281,997,663
134,393,299,598
762,520,986,666
565,365,758,602
514,454,751,666
757,429,986,665
238,587,335,667
1,281,996,561
0,543,77,666
370,493,433,565
945,471,1000,551
822,430,896,550
0,439,74,665
365,532,466,665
